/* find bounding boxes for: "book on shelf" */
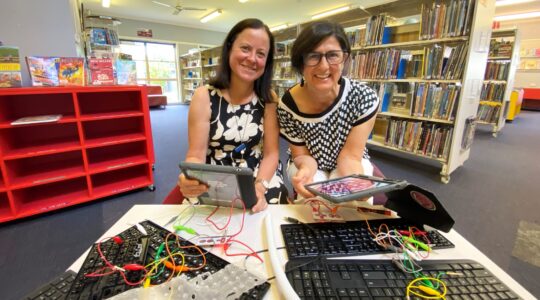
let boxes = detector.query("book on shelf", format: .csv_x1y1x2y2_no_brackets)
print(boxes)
0,45,22,88
58,57,85,86
11,114,62,126
461,116,476,151
480,82,506,102
484,61,510,80
420,0,474,40
26,56,60,86
90,28,108,45
412,83,460,121
115,60,137,85
88,58,114,85
365,14,387,46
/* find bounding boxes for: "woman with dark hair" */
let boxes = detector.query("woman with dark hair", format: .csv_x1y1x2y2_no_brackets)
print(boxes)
178,18,288,212
277,20,379,200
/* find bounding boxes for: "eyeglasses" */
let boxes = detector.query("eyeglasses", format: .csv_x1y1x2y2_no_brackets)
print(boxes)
303,50,348,66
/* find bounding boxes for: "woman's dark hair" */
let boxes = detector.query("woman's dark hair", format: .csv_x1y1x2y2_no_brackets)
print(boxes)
291,20,350,75
209,18,275,103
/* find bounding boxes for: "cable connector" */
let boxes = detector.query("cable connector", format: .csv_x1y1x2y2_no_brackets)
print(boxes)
114,265,126,272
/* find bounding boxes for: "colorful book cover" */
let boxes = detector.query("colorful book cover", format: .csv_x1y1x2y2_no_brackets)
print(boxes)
115,60,137,85
91,28,108,45
26,56,59,86
0,46,22,87
58,57,85,86
88,58,114,85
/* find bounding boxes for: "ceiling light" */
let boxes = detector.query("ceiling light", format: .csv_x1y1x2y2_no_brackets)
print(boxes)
494,11,540,21
200,9,222,23
239,0,249,3
270,24,288,32
102,0,110,8
495,0,536,6
311,5,351,20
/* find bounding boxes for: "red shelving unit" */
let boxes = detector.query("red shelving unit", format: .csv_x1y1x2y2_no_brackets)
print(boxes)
0,86,154,223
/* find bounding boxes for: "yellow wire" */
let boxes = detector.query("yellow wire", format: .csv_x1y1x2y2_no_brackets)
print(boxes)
406,277,447,299
144,252,186,286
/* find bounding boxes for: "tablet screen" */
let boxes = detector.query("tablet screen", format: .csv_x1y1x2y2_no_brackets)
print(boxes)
184,169,241,201
308,177,391,198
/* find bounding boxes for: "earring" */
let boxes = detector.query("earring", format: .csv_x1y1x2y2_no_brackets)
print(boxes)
300,77,305,87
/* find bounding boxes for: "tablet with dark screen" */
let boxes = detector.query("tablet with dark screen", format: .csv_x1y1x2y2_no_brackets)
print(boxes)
179,162,257,209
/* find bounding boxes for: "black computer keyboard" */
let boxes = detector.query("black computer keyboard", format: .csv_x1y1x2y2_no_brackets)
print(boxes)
26,220,269,300
281,219,455,258
286,258,522,299
25,270,77,300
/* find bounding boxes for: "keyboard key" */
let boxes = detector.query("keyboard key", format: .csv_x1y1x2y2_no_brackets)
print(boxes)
362,271,388,279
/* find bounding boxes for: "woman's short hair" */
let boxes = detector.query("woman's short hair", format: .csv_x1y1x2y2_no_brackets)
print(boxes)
291,20,350,75
209,18,275,103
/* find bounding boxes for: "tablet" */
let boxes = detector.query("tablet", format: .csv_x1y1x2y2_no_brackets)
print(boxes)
304,174,408,203
179,162,258,209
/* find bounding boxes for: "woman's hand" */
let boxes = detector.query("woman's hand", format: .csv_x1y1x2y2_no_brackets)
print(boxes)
251,182,268,213
292,167,315,198
178,173,208,198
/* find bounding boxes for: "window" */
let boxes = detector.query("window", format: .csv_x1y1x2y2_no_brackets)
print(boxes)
120,40,179,104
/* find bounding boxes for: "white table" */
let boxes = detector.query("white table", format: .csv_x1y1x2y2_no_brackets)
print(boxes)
69,204,536,299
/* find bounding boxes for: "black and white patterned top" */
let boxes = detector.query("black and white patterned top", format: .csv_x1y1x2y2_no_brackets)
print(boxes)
277,78,379,172
206,86,288,204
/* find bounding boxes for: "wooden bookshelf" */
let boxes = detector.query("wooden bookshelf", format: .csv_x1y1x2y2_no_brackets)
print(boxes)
0,86,155,223
477,28,520,137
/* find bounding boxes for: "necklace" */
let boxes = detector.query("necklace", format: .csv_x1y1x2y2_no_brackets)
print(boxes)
231,103,250,168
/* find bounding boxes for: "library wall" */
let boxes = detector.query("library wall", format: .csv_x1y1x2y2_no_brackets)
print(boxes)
0,0,81,86
118,18,226,46
501,18,540,88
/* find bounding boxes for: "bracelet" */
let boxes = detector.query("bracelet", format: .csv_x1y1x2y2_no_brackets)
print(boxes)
254,178,270,191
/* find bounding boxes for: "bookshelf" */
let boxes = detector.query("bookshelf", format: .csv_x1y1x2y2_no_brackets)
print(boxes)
341,0,496,183
82,12,121,59
179,51,203,103
0,86,155,223
200,46,222,85
273,26,298,98
476,28,520,137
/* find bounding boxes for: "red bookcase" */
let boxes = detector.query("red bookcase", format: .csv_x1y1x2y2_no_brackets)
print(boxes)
0,86,155,223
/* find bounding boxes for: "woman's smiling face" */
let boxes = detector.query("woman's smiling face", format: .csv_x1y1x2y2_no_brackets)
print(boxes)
229,28,270,83
302,36,345,93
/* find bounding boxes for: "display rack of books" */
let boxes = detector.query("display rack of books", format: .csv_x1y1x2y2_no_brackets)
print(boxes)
180,51,203,103
476,28,519,137
340,0,495,183
273,26,299,98
0,86,155,223
81,11,123,86
82,13,120,59
200,46,222,86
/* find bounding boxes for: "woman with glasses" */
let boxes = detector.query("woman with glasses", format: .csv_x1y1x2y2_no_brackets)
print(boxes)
277,20,379,199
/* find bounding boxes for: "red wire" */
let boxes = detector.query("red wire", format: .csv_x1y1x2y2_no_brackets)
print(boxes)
84,236,148,286
205,198,263,262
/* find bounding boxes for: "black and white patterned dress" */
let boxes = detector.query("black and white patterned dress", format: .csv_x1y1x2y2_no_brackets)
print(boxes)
206,86,288,204
277,78,379,172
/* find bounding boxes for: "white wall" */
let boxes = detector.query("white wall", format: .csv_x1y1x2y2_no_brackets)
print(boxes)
0,0,81,86
117,18,226,48
501,18,540,88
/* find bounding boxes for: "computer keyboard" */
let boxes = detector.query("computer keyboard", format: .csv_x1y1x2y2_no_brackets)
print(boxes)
281,219,454,258
25,270,76,300
285,258,522,299
26,220,269,300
